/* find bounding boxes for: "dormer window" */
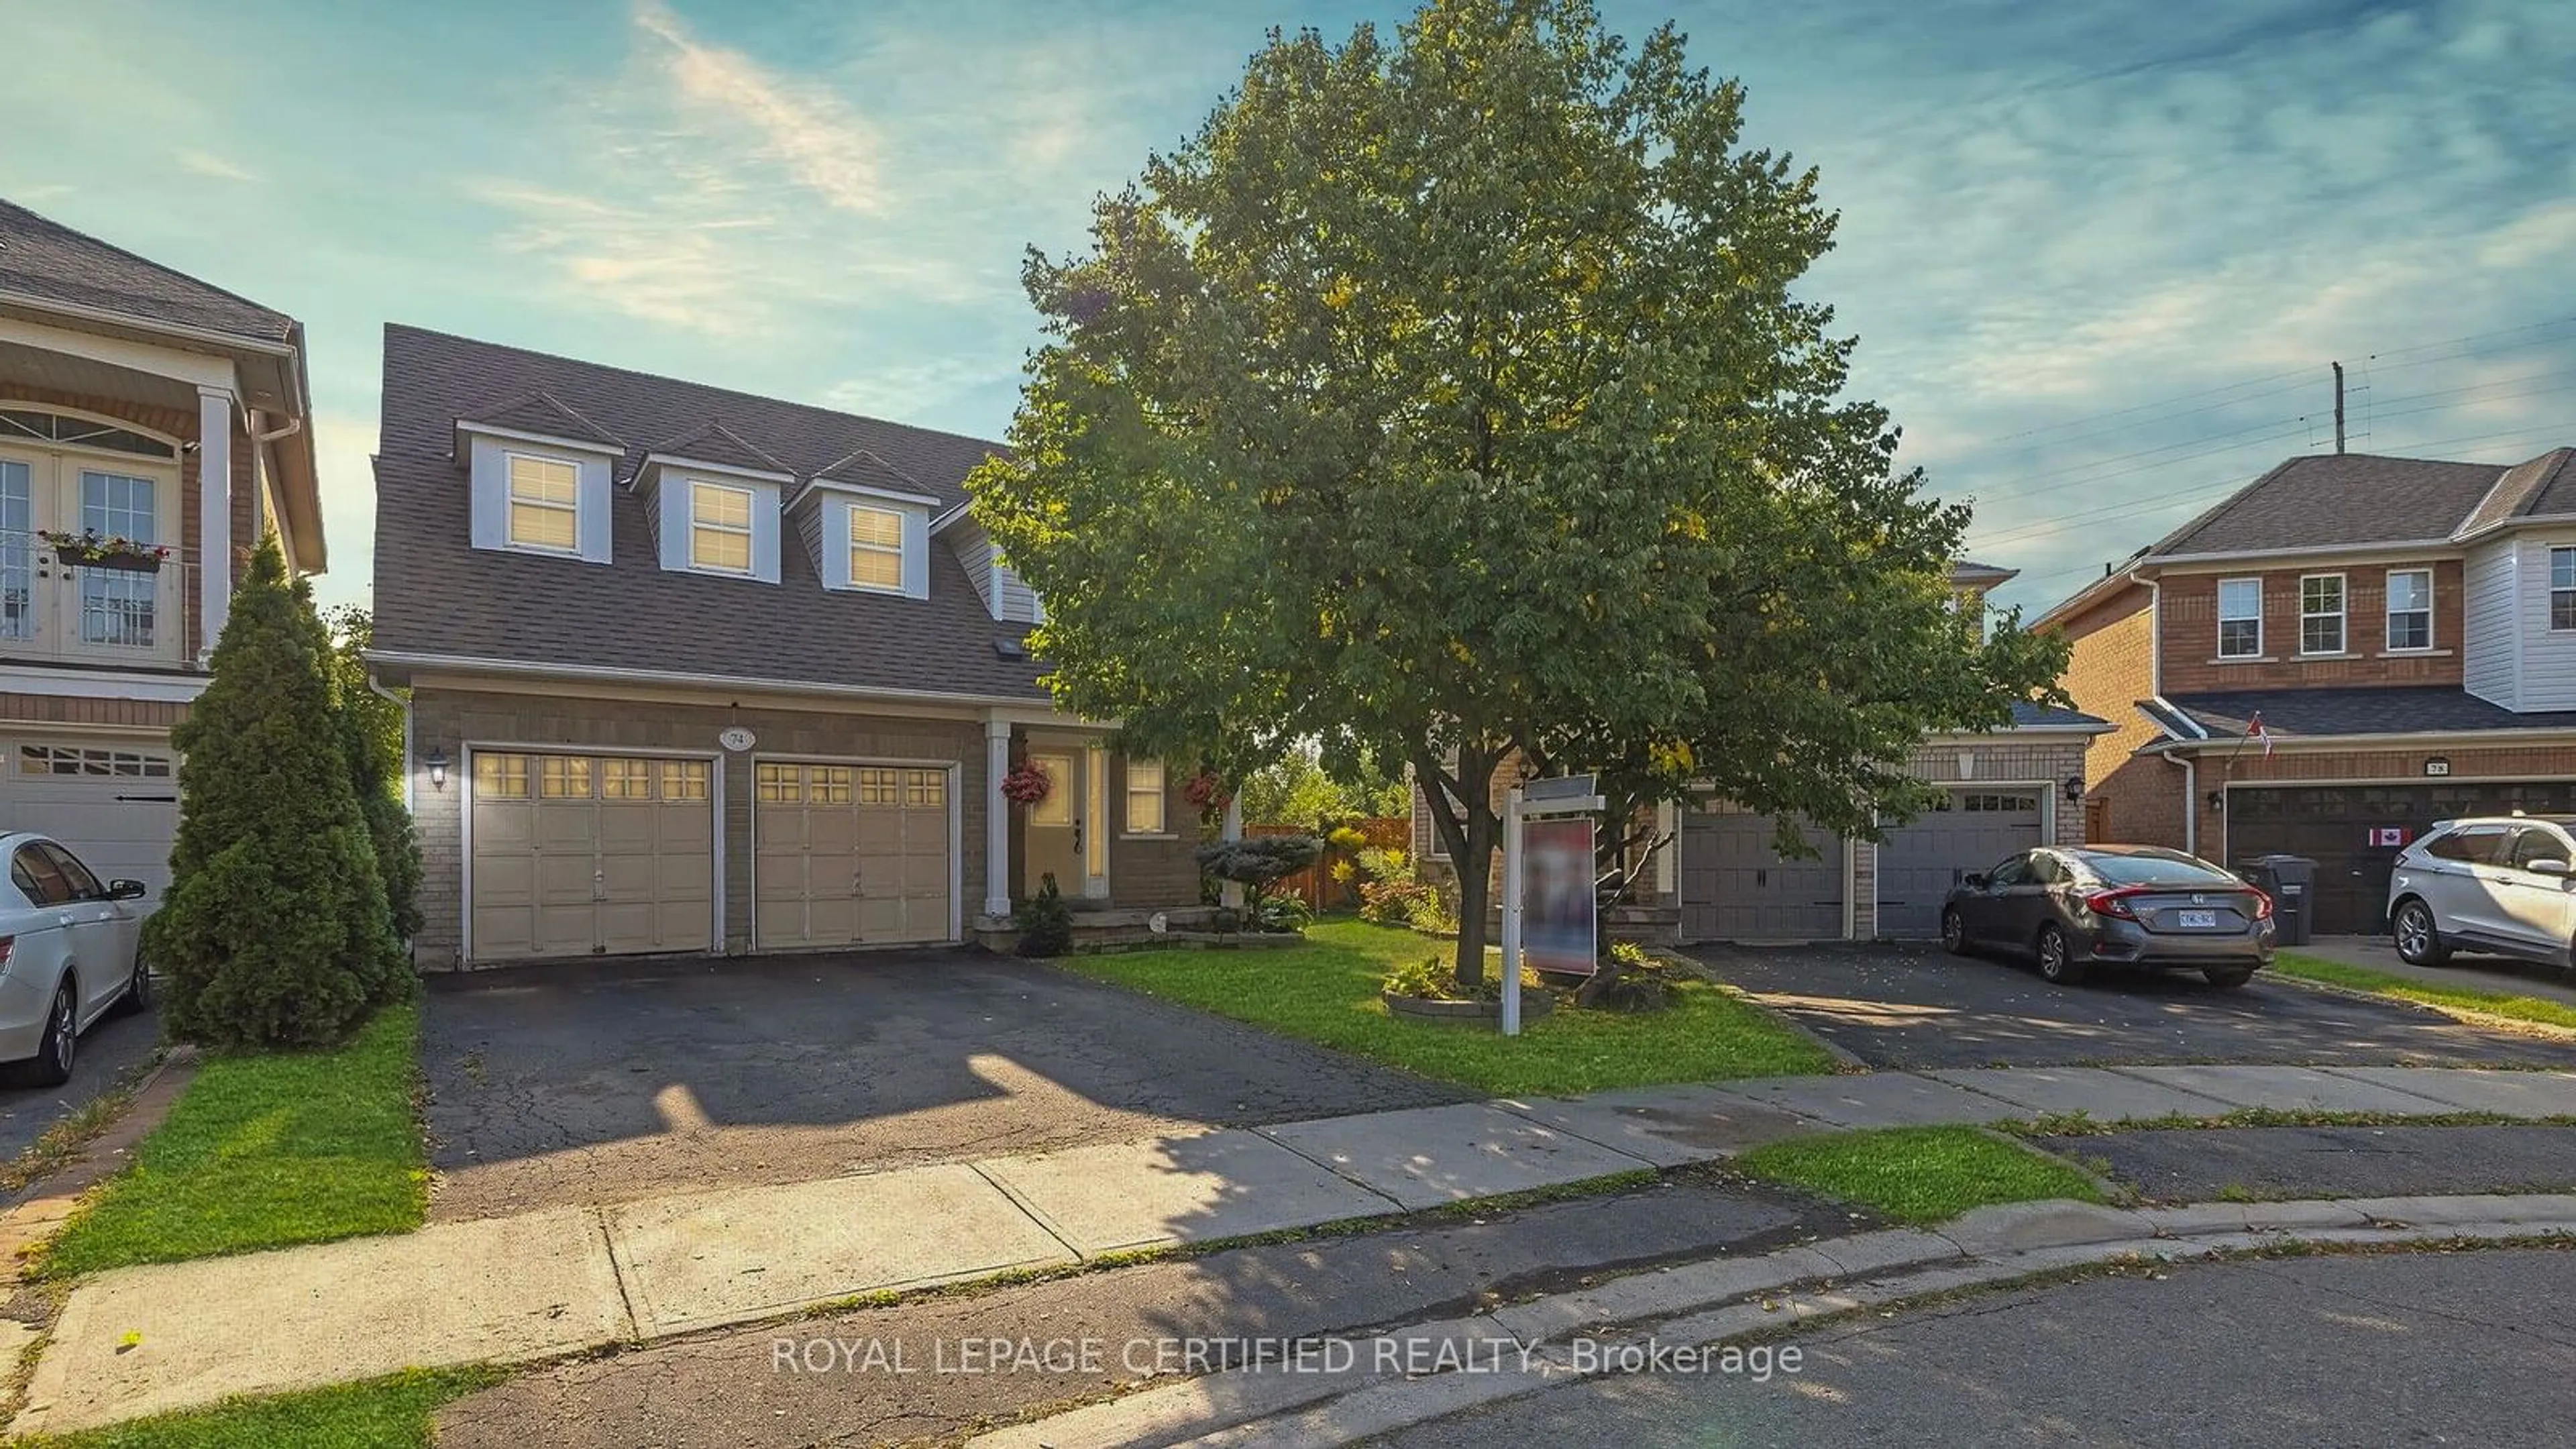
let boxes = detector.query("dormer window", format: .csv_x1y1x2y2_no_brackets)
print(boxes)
849,505,906,592
689,481,755,574
507,454,580,552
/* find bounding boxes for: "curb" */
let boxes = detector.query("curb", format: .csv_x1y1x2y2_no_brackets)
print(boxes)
2261,969,2576,1043
968,1193,2576,1448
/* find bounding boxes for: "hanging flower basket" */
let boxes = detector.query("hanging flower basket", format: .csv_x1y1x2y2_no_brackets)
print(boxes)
40,529,170,574
1001,761,1053,806
1181,769,1231,813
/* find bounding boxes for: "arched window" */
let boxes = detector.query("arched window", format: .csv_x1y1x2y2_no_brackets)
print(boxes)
0,407,180,462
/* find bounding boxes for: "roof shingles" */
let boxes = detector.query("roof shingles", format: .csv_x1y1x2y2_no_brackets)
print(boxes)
0,199,293,342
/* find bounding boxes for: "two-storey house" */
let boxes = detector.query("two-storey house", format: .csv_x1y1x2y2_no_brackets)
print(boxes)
368,326,1206,969
0,201,327,893
2041,447,2576,935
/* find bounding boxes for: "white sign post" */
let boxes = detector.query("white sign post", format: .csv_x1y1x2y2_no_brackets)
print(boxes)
1500,774,1605,1037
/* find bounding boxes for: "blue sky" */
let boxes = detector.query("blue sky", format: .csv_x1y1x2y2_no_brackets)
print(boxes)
7,0,2573,616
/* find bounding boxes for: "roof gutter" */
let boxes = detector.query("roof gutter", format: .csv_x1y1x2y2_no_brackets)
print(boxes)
363,648,1063,712
0,288,296,356
2142,538,2462,568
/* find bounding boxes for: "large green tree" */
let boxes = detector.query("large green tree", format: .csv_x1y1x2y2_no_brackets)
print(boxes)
323,604,423,940
971,0,2063,987
145,537,407,1047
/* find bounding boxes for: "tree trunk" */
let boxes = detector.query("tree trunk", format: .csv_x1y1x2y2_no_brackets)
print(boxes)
1453,808,1494,990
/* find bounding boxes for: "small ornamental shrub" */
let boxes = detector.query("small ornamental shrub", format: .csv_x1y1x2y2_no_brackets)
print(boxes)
1194,836,1323,928
1382,955,1453,1000
1358,877,1434,925
144,537,406,1049
1015,873,1076,957
1255,893,1313,932
1326,824,1368,854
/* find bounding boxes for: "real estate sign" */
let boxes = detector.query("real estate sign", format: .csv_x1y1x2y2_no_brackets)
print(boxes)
1521,816,1598,977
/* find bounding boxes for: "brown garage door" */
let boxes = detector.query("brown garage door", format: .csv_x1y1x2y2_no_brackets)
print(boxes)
753,761,954,949
1876,790,2044,938
2228,780,2576,935
1679,805,1844,942
469,752,716,962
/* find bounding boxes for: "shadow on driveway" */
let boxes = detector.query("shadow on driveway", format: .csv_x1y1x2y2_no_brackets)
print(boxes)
420,950,1468,1222
1688,941,2576,1071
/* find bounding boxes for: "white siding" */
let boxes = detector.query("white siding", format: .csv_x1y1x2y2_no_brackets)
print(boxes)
2516,531,2576,710
955,531,999,612
652,469,782,584
806,491,932,599
468,435,613,564
994,561,1044,623
2464,537,2519,708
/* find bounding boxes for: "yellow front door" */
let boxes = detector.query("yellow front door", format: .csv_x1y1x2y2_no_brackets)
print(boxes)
1022,749,1082,898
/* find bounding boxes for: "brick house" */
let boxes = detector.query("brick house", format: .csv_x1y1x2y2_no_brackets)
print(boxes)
1414,562,2109,943
2039,447,2576,935
367,327,1204,969
0,201,327,892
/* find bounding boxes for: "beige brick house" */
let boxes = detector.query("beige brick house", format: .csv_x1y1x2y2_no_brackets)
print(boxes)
368,327,1202,969
0,201,327,893
2039,447,2576,935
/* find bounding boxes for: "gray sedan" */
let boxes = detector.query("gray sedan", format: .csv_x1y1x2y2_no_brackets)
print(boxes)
1941,845,2275,989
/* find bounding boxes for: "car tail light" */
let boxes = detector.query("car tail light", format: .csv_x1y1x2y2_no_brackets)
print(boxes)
2082,887,2148,920
0,936,13,967
2247,890,2274,921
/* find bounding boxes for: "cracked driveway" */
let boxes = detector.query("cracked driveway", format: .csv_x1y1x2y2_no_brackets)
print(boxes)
419,951,1466,1222
1689,940,2576,1070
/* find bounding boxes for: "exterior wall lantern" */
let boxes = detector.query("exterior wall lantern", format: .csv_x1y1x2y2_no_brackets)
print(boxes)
2061,775,2085,803
426,746,449,791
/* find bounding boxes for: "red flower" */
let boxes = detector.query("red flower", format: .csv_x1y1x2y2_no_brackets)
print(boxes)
1000,761,1053,805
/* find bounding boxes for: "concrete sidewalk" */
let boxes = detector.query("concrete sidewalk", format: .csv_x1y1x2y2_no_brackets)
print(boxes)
19,1062,2576,1436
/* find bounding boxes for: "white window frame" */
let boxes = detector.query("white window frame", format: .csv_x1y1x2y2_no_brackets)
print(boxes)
1124,759,1169,837
847,504,906,593
2298,572,2346,656
2552,548,2576,633
687,479,755,576
504,452,581,555
2384,568,2433,652
2216,577,2263,659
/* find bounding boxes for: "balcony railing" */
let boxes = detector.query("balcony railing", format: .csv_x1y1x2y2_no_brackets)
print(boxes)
0,550,197,670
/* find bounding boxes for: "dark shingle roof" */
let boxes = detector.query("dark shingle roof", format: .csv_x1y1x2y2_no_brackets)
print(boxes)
2462,446,2576,532
458,392,625,450
2149,453,2509,556
2009,701,2109,730
2163,687,2576,739
640,421,789,478
373,325,1044,701
0,199,294,342
812,447,936,500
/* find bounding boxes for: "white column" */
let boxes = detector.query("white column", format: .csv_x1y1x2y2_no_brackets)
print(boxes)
1220,794,1245,908
983,719,1014,918
197,386,234,658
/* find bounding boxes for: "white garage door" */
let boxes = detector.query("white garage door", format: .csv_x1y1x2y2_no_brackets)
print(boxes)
469,751,716,963
1874,789,2045,939
1679,806,1845,942
754,761,954,949
0,737,180,897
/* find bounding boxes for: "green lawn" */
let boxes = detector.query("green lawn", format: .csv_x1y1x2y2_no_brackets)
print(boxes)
2272,952,2576,1032
41,1004,429,1278
17,1367,502,1449
1733,1126,2106,1224
1061,918,1834,1095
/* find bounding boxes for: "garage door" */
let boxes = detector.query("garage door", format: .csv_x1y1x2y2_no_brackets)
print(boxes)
1679,806,1844,941
753,761,953,949
2229,780,2576,936
1876,790,2045,938
1,737,180,898
469,751,716,963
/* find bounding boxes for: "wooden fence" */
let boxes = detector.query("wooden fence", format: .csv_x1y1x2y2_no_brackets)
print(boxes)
1246,816,1410,909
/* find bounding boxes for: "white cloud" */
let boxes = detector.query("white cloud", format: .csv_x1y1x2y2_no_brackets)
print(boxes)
631,0,882,214
174,149,259,183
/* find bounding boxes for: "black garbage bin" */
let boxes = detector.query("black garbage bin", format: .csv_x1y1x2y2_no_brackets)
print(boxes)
2236,853,2316,946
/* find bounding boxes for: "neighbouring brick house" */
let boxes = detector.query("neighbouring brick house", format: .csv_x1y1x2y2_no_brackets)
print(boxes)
1414,562,2109,943
368,327,1205,969
0,201,327,894
2039,447,2576,935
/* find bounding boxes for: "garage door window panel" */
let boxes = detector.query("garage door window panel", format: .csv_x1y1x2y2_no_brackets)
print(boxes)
2216,578,2263,658
2385,569,2432,651
474,753,530,799
2299,574,2346,655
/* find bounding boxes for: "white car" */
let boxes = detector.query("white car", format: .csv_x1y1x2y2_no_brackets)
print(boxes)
0,831,152,1086
2386,814,2576,971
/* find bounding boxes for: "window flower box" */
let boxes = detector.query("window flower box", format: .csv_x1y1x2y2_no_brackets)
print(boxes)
40,530,170,574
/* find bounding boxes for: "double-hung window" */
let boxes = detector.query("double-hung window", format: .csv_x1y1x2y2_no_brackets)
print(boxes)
506,455,579,551
2299,574,2345,655
1125,759,1166,835
2553,548,2576,632
2385,568,2432,651
688,481,754,573
2216,578,2262,659
849,505,904,591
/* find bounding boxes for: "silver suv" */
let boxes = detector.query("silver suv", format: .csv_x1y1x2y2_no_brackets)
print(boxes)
2386,815,2576,971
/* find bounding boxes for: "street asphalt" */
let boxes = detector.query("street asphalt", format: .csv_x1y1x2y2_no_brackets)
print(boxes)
418,950,1466,1220
1690,939,2576,1069
1376,1245,2576,1448
2041,1122,2576,1203
430,1171,1866,1449
0,1002,159,1181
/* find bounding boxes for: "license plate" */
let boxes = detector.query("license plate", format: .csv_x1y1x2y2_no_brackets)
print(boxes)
2178,909,2220,928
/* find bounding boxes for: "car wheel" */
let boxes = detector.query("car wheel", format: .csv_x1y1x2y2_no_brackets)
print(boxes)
24,979,77,1088
109,951,152,1018
2204,966,2257,989
2392,899,2449,967
1940,908,1969,957
2035,924,2086,985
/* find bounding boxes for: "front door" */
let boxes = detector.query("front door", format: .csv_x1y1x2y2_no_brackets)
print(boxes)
1022,749,1083,898
0,437,182,667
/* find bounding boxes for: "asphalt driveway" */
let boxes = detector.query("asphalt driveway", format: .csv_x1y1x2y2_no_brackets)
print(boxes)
1688,941,2576,1070
0,1004,161,1185
420,950,1466,1222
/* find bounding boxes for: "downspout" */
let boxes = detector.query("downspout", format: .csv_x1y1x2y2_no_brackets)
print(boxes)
368,669,415,813
2164,747,2197,858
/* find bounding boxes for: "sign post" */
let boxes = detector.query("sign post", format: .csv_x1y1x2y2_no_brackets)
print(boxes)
1500,773,1605,1037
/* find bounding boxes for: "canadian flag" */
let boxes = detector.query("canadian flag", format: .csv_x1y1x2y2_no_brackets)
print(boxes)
2249,712,2273,759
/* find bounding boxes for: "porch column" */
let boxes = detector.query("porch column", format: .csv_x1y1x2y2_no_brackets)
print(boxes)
983,719,1014,918
1220,794,1244,908
197,386,234,658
